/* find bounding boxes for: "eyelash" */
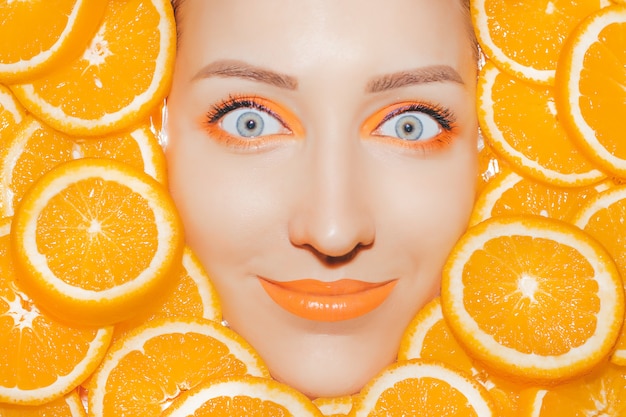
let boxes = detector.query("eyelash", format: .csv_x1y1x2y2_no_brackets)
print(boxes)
204,94,295,149
206,94,284,125
365,101,458,154
204,96,457,153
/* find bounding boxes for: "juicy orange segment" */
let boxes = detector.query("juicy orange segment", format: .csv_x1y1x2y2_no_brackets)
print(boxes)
350,359,496,416
0,218,113,406
470,170,612,226
10,0,175,136
572,185,626,365
555,5,626,177
10,158,184,326
161,375,324,417
0,0,107,83
87,318,270,417
441,215,624,383
471,0,608,85
113,245,222,341
0,389,86,416
478,61,605,187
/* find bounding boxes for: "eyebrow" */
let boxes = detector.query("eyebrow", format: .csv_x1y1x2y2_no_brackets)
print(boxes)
192,59,298,90
365,65,464,93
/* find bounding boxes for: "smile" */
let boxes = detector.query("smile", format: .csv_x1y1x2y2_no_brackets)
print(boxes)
258,278,398,322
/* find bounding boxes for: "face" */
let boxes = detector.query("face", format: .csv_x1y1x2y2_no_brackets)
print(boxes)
166,0,478,398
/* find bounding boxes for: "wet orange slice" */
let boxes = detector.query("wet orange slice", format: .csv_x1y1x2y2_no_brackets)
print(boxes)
0,217,113,405
441,215,624,383
162,375,324,417
555,5,626,178
0,0,107,83
10,0,175,136
350,359,496,416
10,158,184,326
87,318,270,417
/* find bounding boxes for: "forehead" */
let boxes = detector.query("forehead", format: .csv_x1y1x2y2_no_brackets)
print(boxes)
174,0,475,82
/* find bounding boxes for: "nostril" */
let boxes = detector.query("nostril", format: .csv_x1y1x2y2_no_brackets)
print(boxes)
302,242,373,266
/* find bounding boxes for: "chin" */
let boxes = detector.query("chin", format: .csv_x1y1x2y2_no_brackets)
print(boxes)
268,337,398,399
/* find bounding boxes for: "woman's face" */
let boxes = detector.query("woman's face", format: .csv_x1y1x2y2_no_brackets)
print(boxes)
166,0,478,398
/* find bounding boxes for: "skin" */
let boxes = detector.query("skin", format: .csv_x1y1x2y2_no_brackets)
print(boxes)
166,0,478,398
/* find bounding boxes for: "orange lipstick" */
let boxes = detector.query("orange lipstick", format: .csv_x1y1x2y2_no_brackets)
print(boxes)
258,278,397,322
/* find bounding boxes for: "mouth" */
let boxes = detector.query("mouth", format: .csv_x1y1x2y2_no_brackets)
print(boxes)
258,277,398,322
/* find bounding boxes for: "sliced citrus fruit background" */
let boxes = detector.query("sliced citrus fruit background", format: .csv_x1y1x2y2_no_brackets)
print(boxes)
350,359,496,416
518,362,626,416
0,389,86,417
0,217,113,406
555,5,626,178
470,170,612,226
87,318,270,417
441,215,624,384
471,0,609,85
0,116,168,217
398,296,521,416
10,158,184,326
161,375,324,417
113,245,222,342
478,61,605,188
10,0,175,136
0,0,107,83
572,185,626,366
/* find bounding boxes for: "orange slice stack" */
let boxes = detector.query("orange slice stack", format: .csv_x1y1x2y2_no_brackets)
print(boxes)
0,217,113,406
350,360,496,416
555,5,626,178
10,158,184,326
10,0,175,136
441,215,623,384
87,318,270,417
161,376,324,417
0,0,107,83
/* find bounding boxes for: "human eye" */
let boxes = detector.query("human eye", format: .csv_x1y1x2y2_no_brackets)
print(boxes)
204,95,302,149
363,101,457,152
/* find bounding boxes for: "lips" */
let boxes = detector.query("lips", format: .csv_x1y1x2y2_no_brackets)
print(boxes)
258,278,398,322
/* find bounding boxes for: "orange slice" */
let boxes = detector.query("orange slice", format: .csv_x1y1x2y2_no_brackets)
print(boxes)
0,0,107,83
470,170,612,226
0,217,113,405
10,158,184,326
399,297,475,373
0,84,26,142
572,185,626,365
0,389,86,416
350,359,496,416
471,0,609,85
478,61,605,187
10,0,175,136
519,362,626,416
113,245,222,341
0,116,168,218
312,396,354,417
161,375,324,417
441,215,624,384
87,318,270,417
555,5,626,178
398,297,521,416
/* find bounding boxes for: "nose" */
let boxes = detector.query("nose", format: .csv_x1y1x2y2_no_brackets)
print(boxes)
288,135,375,262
